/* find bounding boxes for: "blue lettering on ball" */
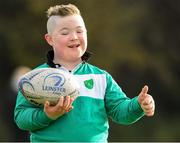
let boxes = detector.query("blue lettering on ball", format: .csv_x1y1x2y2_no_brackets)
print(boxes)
42,73,66,94
42,86,65,93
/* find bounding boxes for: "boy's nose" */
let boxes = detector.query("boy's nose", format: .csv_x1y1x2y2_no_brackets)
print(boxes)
70,32,78,40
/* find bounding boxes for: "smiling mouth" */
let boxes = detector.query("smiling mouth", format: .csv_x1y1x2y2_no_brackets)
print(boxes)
68,44,80,48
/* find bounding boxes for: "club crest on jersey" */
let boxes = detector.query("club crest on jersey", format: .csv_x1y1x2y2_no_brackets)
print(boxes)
84,79,94,89
42,73,66,94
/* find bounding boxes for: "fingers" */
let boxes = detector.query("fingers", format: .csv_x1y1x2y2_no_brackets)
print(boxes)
55,96,73,111
142,96,152,105
44,96,75,119
141,100,153,111
63,96,70,110
66,106,74,112
144,105,155,116
141,96,155,117
56,96,65,110
63,96,74,112
44,101,50,111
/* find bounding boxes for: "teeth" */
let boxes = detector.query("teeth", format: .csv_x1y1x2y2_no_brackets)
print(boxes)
68,44,80,48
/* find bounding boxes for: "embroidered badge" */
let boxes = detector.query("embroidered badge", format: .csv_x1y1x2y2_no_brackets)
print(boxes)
84,79,94,89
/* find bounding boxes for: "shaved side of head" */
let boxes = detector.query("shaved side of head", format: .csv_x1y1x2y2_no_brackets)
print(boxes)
47,16,60,35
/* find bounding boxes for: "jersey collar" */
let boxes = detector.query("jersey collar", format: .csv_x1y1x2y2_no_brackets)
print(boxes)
46,50,92,68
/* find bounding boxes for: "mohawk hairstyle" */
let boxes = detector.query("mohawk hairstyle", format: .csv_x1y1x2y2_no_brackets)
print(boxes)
46,4,81,18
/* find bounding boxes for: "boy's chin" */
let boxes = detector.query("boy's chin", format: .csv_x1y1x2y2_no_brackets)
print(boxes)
68,56,82,62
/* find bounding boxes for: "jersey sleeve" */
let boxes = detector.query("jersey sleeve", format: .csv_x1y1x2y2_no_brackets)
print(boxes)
104,72,144,125
14,91,54,132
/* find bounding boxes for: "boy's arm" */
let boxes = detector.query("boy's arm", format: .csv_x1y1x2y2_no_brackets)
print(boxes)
14,92,54,132
105,73,144,125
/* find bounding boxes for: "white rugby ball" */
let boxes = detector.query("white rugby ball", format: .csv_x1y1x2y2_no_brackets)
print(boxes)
18,68,80,106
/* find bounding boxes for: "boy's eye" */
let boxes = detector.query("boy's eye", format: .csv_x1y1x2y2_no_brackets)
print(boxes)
61,32,69,35
60,30,69,35
77,29,83,33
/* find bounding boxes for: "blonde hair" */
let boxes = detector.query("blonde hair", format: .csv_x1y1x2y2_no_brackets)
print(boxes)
46,4,81,18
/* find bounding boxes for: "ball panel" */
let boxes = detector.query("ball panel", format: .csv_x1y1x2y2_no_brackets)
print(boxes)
18,68,80,106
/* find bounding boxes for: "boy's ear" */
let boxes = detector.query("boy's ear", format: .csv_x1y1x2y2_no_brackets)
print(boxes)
44,34,53,46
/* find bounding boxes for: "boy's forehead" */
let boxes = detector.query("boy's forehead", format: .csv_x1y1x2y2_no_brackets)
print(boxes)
50,15,85,28
47,14,86,34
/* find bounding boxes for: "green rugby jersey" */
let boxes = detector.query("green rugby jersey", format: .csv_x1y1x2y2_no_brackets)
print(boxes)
14,62,144,142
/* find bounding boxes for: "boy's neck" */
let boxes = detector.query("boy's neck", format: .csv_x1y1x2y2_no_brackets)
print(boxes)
53,58,82,71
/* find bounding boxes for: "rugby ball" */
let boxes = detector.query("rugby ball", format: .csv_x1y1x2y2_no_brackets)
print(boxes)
18,68,80,106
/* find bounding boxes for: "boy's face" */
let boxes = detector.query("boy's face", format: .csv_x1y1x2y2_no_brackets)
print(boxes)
45,15,87,63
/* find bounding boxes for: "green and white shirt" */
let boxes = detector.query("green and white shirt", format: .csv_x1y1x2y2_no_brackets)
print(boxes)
14,51,144,142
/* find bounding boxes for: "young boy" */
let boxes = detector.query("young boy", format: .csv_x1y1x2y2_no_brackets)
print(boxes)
14,4,155,142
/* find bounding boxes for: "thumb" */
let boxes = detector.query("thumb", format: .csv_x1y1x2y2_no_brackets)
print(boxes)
138,85,149,104
140,85,148,96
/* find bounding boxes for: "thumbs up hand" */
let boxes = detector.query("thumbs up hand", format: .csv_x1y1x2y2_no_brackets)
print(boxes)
138,85,155,117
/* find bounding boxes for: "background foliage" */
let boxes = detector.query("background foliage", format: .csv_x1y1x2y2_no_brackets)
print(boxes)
0,0,179,141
